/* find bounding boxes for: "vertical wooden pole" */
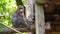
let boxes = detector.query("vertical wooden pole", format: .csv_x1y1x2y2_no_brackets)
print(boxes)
26,0,34,21
35,4,45,34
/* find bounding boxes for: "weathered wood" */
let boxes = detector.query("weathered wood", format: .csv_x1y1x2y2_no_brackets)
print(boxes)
35,4,45,34
45,0,60,5
26,0,34,21
35,0,60,5
35,0,45,4
0,28,30,33
0,22,34,33
0,22,22,34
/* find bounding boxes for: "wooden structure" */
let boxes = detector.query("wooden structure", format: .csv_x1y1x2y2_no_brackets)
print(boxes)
35,0,60,34
26,0,34,21
0,0,60,34
35,4,45,34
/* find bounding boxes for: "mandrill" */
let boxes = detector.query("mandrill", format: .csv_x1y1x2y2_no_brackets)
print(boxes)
11,5,34,30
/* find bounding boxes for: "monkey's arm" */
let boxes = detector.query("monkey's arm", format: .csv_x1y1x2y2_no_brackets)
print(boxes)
11,13,19,27
23,16,34,27
23,16,29,25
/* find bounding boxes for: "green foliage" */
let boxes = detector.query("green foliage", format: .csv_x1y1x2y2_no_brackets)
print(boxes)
0,0,17,28
0,0,26,28
22,0,26,6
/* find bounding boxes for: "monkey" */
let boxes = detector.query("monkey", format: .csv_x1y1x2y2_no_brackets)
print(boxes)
11,5,34,29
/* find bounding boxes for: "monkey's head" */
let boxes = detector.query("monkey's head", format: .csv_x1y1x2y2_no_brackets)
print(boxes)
18,5,24,13
17,5,25,16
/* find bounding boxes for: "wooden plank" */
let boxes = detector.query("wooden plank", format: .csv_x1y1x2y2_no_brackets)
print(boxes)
35,4,45,34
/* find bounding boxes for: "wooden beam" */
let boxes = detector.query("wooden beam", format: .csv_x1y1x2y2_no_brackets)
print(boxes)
0,28,29,33
0,27,34,33
35,4,45,34
35,0,60,5
0,22,34,33
35,0,45,4
46,0,60,5
0,27,35,34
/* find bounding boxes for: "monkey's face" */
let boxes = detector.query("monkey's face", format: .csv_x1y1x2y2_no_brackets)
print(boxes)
17,5,25,16
19,8,24,13
19,5,24,13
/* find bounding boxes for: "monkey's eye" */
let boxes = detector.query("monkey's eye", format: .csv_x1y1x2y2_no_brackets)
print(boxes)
19,8,23,10
19,8,23,9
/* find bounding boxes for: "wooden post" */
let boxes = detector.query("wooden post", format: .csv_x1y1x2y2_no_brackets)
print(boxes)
35,4,45,34
26,0,34,21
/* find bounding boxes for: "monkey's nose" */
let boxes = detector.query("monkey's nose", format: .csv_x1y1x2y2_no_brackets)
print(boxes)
20,9,23,12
